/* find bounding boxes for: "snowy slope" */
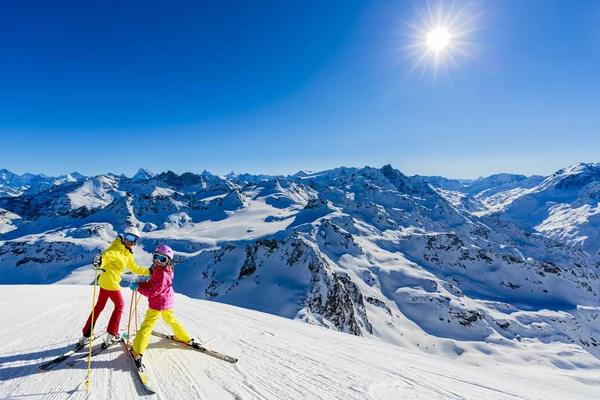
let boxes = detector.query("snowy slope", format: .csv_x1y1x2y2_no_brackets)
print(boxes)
425,174,546,214
1,285,599,400
0,208,21,235
423,173,545,199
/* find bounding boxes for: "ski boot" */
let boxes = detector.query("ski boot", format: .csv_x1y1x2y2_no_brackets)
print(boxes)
102,332,122,349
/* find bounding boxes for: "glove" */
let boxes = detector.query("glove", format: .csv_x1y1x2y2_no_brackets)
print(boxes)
130,282,139,291
138,275,151,283
92,253,102,269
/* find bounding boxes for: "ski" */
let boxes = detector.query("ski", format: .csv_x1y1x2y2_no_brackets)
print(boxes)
65,337,123,367
150,330,238,363
121,340,155,394
38,334,102,371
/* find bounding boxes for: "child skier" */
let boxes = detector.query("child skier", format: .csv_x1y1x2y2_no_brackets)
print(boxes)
129,244,194,367
80,227,151,347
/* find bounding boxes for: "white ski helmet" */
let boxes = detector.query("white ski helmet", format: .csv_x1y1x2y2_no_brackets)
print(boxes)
124,226,141,237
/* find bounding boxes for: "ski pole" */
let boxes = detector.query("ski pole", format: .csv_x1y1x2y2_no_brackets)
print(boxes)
126,289,135,348
134,291,142,334
134,292,138,333
84,259,101,392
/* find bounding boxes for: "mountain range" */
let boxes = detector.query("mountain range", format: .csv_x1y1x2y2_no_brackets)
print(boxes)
1,162,600,374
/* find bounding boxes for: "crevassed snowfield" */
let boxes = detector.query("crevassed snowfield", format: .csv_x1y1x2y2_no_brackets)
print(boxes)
1,286,598,400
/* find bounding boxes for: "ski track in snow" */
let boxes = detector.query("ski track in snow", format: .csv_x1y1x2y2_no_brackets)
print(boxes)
1,285,599,400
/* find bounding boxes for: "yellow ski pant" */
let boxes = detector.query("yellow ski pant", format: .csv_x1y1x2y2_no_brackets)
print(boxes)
132,308,191,355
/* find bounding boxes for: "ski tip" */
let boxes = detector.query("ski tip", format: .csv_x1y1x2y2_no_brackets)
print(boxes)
143,385,156,394
139,375,155,393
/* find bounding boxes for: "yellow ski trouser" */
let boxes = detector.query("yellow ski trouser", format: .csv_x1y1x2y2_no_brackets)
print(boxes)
132,308,191,355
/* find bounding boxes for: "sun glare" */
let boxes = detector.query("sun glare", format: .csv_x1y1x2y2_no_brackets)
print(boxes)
427,27,450,52
403,1,479,79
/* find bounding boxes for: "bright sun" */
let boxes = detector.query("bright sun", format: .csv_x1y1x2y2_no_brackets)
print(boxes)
403,1,479,78
426,27,450,52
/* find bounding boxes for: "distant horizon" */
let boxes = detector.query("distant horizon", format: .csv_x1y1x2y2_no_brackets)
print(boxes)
1,159,598,182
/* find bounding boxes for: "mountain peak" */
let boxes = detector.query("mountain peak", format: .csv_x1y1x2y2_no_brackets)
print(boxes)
556,162,599,176
292,170,316,178
550,162,600,191
69,172,85,180
380,164,406,180
132,168,155,181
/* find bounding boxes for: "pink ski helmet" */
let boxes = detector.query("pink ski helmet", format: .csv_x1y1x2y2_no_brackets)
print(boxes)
154,245,174,261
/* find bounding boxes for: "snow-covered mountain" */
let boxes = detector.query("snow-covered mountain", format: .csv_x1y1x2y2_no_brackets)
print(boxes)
493,163,600,253
0,168,84,197
423,164,600,255
2,285,598,400
132,168,155,181
224,171,281,184
1,163,600,385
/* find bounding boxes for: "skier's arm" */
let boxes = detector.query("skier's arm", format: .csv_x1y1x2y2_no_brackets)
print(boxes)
99,249,116,270
127,256,151,276
136,272,153,297
137,280,151,297
138,271,168,297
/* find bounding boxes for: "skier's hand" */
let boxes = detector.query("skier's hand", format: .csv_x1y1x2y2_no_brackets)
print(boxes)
130,282,139,291
138,275,151,283
92,253,102,268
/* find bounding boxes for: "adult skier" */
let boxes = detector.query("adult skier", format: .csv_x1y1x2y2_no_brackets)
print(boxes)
80,227,151,347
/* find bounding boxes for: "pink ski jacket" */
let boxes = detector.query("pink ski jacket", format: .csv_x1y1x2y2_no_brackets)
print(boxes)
137,265,174,311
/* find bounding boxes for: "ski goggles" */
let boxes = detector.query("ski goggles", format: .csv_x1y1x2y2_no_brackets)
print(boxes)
153,253,170,264
124,233,139,244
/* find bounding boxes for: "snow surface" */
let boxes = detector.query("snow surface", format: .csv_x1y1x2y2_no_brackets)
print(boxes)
0,209,20,234
1,285,598,400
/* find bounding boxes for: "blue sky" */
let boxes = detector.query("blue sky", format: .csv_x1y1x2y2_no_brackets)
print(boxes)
1,0,599,179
